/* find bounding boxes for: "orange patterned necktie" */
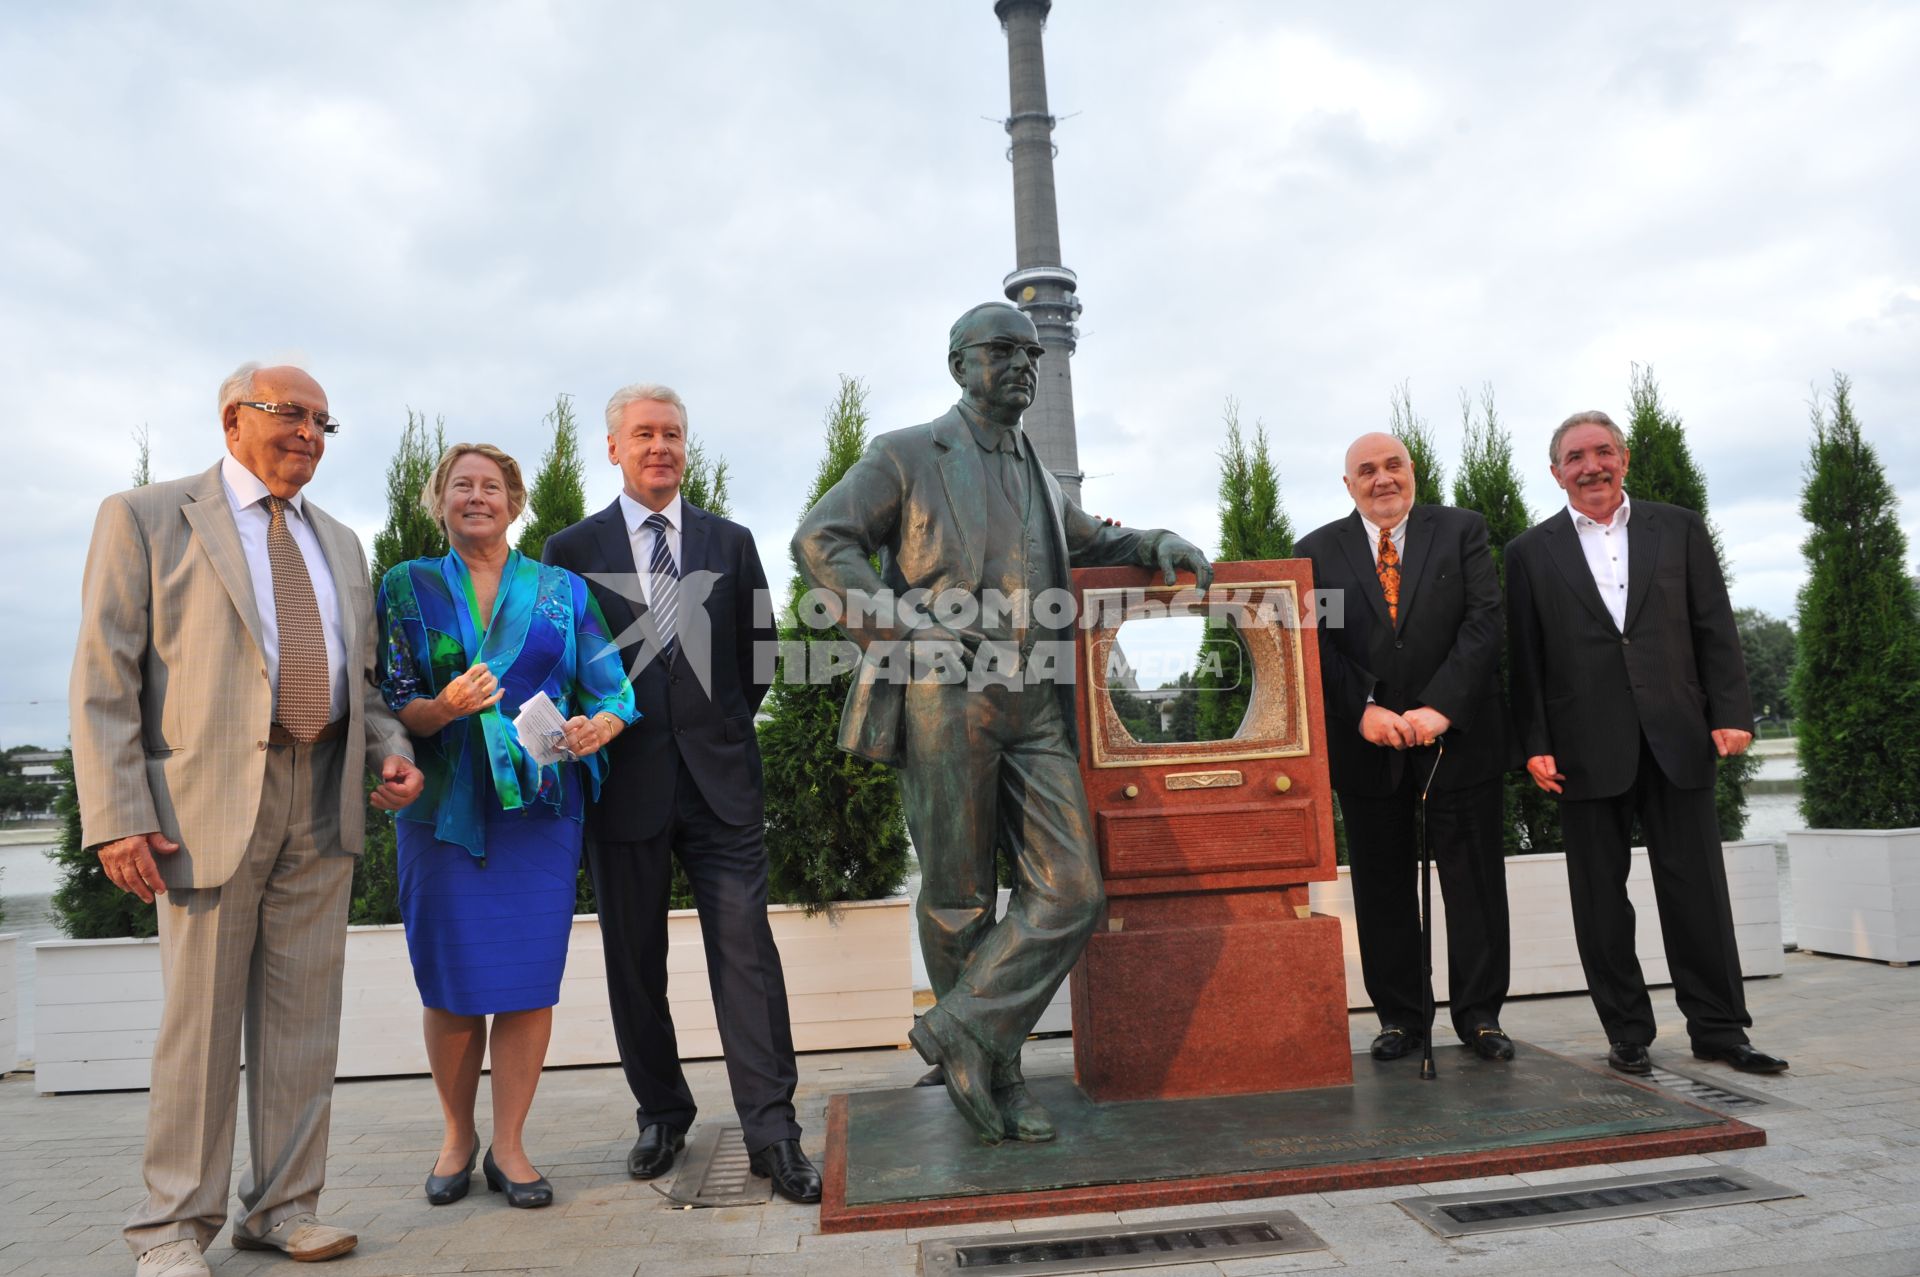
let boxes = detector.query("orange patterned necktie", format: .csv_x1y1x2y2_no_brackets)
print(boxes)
265,496,331,741
1377,524,1401,626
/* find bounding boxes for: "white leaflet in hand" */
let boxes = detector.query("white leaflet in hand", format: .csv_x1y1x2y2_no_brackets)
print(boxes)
513,691,575,766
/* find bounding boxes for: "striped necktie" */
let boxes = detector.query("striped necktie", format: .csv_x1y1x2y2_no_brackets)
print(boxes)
265,496,331,740
644,512,680,658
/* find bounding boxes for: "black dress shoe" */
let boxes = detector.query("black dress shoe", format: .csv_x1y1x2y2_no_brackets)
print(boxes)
1608,1042,1653,1075
627,1123,685,1180
1370,1026,1422,1061
424,1144,476,1205
1469,1026,1516,1061
1693,1043,1789,1074
748,1138,822,1205
482,1147,553,1209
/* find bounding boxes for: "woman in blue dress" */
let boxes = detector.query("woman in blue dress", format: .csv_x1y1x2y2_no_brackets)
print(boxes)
377,443,636,1209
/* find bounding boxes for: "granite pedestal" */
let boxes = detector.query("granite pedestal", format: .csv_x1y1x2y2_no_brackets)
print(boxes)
1071,896,1351,1100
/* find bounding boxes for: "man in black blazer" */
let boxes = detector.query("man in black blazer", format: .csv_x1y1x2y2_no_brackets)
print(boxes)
1298,432,1515,1064
1508,410,1786,1077
542,382,820,1203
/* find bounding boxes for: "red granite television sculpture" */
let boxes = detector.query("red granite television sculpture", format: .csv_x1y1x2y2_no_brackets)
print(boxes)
1069,559,1353,1101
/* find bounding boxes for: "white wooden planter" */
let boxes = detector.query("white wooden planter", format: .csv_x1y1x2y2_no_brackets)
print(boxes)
1309,840,1785,1008
34,897,913,1094
0,933,17,1077
1788,828,1920,964
32,934,161,1092
990,841,1784,1029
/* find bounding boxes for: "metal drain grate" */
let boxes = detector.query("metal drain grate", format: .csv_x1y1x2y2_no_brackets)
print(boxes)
1645,1064,1798,1112
920,1210,1324,1275
655,1124,771,1208
1399,1166,1800,1237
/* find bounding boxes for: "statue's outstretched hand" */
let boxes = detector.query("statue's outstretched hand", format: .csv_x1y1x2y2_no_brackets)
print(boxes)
1156,535,1214,593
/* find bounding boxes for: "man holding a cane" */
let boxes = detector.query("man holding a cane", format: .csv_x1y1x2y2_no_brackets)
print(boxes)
1298,432,1515,1065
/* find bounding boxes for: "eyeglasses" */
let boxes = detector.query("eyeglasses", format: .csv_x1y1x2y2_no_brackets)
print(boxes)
957,339,1046,363
239,402,341,435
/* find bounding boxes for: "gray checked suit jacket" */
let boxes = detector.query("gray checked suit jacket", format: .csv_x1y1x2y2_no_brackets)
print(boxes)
69,460,411,889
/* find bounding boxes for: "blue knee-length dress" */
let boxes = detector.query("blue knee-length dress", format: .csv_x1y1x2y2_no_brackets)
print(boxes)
377,551,636,1015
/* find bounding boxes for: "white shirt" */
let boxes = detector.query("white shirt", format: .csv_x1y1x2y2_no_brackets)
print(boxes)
1569,492,1632,632
618,490,683,606
220,453,349,721
1358,511,1408,566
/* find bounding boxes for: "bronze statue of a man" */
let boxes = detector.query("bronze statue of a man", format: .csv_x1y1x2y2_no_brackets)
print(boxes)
794,303,1212,1143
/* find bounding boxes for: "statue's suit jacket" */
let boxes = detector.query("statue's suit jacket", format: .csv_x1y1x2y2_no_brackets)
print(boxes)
70,461,409,888
793,406,1176,763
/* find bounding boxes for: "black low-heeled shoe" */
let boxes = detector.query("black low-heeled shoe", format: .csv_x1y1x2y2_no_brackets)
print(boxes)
425,1144,477,1205
483,1146,553,1209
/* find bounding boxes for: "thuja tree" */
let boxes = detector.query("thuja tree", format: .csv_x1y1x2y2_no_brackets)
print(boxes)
1451,384,1557,856
1624,364,1754,839
682,438,732,518
351,411,449,925
1192,399,1292,743
370,410,448,581
1735,608,1796,723
1792,374,1920,830
516,394,587,560
1389,380,1447,508
759,376,910,908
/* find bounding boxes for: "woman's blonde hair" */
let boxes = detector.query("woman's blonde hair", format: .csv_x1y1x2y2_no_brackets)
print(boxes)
422,443,528,531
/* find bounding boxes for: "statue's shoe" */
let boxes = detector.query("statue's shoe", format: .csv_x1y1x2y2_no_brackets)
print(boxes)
908,1014,1005,1145
995,1082,1056,1142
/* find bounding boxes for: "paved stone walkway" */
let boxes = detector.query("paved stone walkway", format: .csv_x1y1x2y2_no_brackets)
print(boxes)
2,951,1916,1276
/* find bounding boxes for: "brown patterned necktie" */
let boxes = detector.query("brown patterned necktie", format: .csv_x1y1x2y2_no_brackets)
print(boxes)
265,496,331,741
1376,524,1401,626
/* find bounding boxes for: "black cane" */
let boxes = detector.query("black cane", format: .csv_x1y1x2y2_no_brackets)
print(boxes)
1418,736,1446,1081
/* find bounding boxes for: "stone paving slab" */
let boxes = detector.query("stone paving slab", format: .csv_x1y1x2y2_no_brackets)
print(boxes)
0,952,1915,1275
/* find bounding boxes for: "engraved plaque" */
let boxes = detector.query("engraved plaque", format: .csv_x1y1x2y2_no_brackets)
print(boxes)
1165,769,1244,791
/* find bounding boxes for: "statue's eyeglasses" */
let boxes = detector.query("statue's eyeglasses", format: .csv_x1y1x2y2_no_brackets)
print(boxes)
239,402,341,435
958,339,1045,363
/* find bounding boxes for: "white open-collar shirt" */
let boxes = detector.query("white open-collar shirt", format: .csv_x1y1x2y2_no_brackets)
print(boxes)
1569,491,1633,632
618,489,683,607
219,452,349,721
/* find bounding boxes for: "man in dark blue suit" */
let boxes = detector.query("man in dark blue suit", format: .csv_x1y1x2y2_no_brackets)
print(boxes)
542,382,819,1203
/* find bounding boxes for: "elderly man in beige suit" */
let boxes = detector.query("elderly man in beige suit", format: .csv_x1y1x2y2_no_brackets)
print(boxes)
70,363,422,1277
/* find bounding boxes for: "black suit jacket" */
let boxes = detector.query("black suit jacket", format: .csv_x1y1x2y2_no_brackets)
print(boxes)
1297,505,1510,797
543,497,775,840
1506,499,1751,800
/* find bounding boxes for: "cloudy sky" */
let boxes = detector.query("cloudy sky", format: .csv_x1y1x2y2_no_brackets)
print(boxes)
3,1,1915,748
